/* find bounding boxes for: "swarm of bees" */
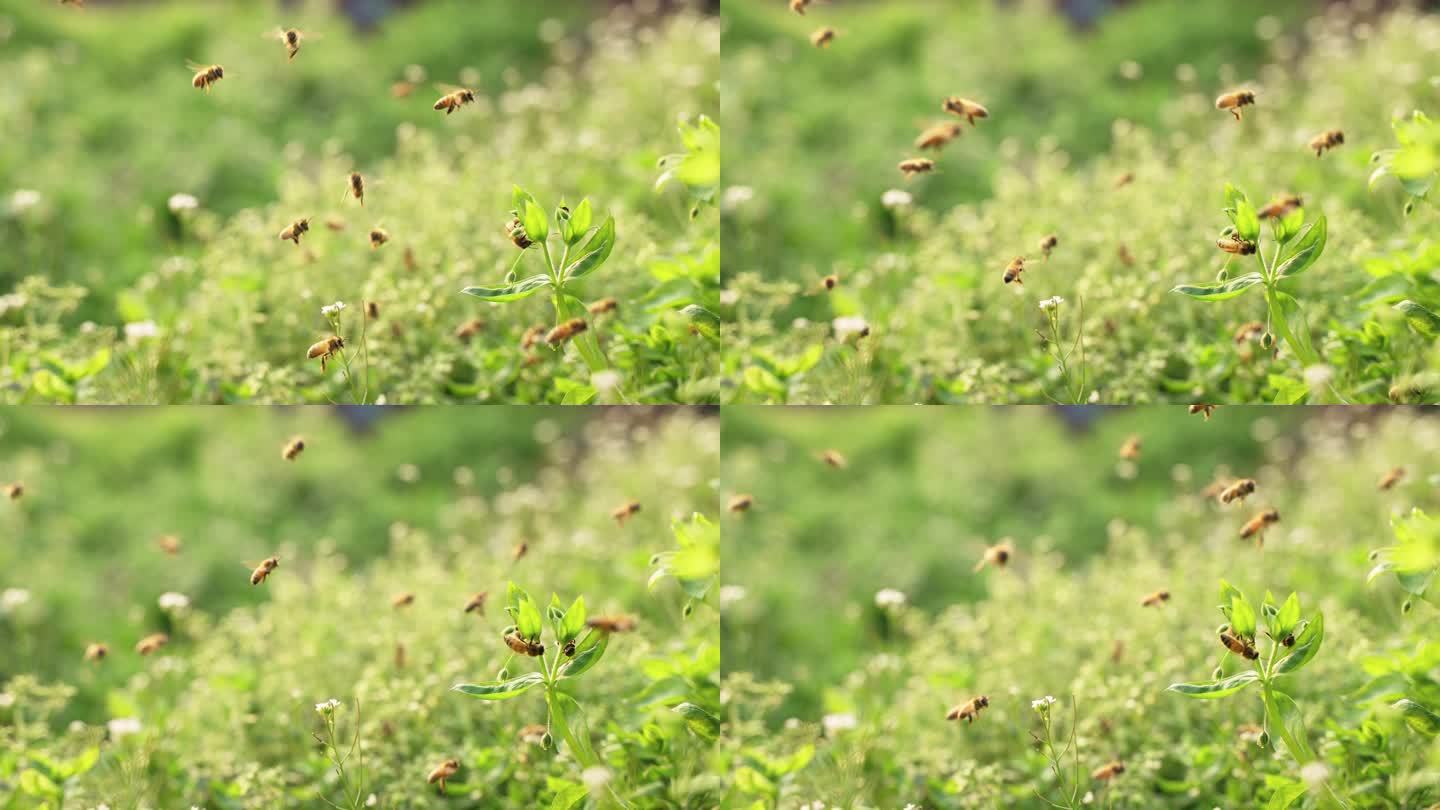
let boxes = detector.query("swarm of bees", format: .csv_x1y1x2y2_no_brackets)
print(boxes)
282,436,306,461
1215,89,1256,121
943,97,990,126
1308,129,1344,158
307,335,346,371
728,493,754,513
1217,236,1257,255
1002,256,1026,285
546,318,587,346
1218,478,1256,506
1240,508,1280,545
612,500,642,526
1378,466,1406,491
898,157,936,178
1140,589,1170,607
810,27,837,48
249,556,279,586
946,695,990,724
427,759,460,794
915,122,964,152
1188,404,1217,421
974,539,1014,572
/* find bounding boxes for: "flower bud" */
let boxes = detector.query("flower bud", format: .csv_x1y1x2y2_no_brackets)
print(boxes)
497,667,509,680
683,601,695,619
1259,731,1270,748
1261,332,1275,350
1212,666,1224,680
541,731,553,749
1402,599,1413,614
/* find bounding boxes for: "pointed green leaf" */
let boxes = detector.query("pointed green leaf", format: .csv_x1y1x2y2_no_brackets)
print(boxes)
560,631,609,679
1266,780,1307,810
462,274,553,302
523,200,550,243
564,216,616,280
1234,198,1261,241
1167,670,1260,699
1393,698,1440,736
1173,273,1264,301
562,595,586,643
452,672,544,700
564,199,593,245
517,595,544,641
1275,593,1300,638
1275,612,1323,675
672,703,720,741
1395,300,1440,338
1230,594,1257,640
1275,215,1326,278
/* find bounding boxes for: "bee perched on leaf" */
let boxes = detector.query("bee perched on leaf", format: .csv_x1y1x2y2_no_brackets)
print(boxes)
611,500,642,526
810,27,837,48
1219,628,1259,659
915,122,963,151
188,62,225,93
506,216,533,249
1258,195,1303,219
1378,466,1406,491
1308,129,1344,158
1217,236,1257,255
278,217,310,246
1188,404,1217,421
504,631,545,657
307,335,345,371
974,539,1014,572
1140,589,1170,607
1002,256,1026,285
943,96,989,126
433,86,477,116
946,695,989,724
1218,478,1256,505
545,318,588,347
898,157,935,179
427,759,460,794
1092,761,1126,781
1214,89,1256,121
1240,508,1280,545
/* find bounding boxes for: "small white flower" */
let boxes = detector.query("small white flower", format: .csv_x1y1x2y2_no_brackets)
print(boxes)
1,588,31,612
1303,364,1334,388
1038,296,1065,311
0,692,14,708
881,189,913,209
874,588,907,609
315,698,342,715
167,193,199,213
832,315,870,341
107,717,142,738
396,463,420,484
1300,761,1329,789
719,288,740,306
124,321,160,341
9,189,42,214
365,796,378,808
1082,790,1095,804
591,369,621,393
721,185,755,211
157,592,190,612
1031,695,1057,711
822,712,857,736
719,585,747,608
321,301,347,317
581,766,612,790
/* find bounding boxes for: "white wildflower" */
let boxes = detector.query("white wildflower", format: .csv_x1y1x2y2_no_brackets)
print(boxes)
719,585,747,608
1082,790,1095,804
157,592,190,611
1039,296,1064,311
9,189,42,214
315,698,342,716
124,321,159,341
591,369,621,393
1031,695,1057,711
721,185,755,211
874,588,907,609
1303,364,1334,388
822,713,857,736
321,301,346,317
0,693,14,708
1300,761,1329,789
107,717,142,738
881,189,913,208
581,766,612,791
396,463,420,484
1,588,31,612
832,315,870,341
167,193,199,213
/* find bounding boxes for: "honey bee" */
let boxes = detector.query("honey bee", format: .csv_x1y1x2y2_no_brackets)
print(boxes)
1218,478,1256,505
790,0,811,14
433,87,477,115
344,172,365,206
611,500,642,525
135,633,169,655
1114,171,1135,189
1219,628,1259,660
4,481,23,500
454,318,486,343
820,449,848,469
946,695,990,724
506,217,533,250
504,631,545,656
1002,256,1026,285
728,493,754,513
60,0,85,7
324,216,346,232
1110,639,1125,663
1240,508,1280,544
520,325,545,351
1140,589,1170,607
943,97,989,125
463,591,488,615
369,227,390,249
394,642,406,669
158,534,182,555
588,298,618,316
1118,435,1142,461
1039,234,1058,260
282,436,305,461
512,541,529,562
365,301,379,320
189,62,225,92
915,122,963,151
1378,466,1406,491
821,274,839,291
1233,321,1265,344
392,592,415,609
268,28,311,61
1214,89,1256,121
810,27,836,48
1217,236,1257,255
1117,243,1135,266
83,642,108,662
898,157,936,178
279,217,310,245
1258,195,1303,219
973,539,1014,572
1308,129,1344,158
1188,404,1217,421
546,318,587,346
586,615,638,633
307,335,345,371
1092,761,1126,781
391,81,416,99
404,246,418,272
249,556,279,586
518,723,549,744
427,759,460,793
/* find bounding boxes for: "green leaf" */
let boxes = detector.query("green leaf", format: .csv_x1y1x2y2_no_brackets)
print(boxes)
561,595,586,643
564,216,616,280
1267,374,1310,405
523,200,549,243
564,199,593,245
1167,670,1260,699
548,783,590,810
69,348,111,381
18,769,60,797
561,631,609,679
1222,183,1245,211
672,702,720,741
462,274,553,302
1234,198,1261,241
517,596,544,641
452,672,544,700
1266,780,1308,810
1393,698,1440,736
59,746,100,779
1275,215,1326,278
1230,594,1257,640
1275,593,1301,638
1275,207,1305,244
1275,612,1323,675
30,369,75,403
1172,273,1264,301
1395,300,1440,338
513,185,538,214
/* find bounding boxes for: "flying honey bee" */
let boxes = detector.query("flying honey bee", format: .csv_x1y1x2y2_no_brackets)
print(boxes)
973,539,1014,572
1258,195,1303,219
279,217,310,245
821,274,839,291
1039,234,1058,259
249,556,279,586
1308,129,1344,158
1118,435,1142,461
504,631,545,656
427,759,460,794
1002,256,1026,285
4,481,23,500
135,633,169,655
1092,761,1126,781
267,28,312,61
915,122,963,151
898,157,935,178
943,96,989,125
394,642,406,669
433,86,477,115
307,335,345,371
1188,404,1217,421
392,592,415,609
586,615,638,633
790,0,811,14
512,541,529,562
588,298,618,316
344,172,365,206
1215,89,1256,121
520,325,545,351
83,642,108,662
454,318,485,343
1233,321,1265,344
546,318,587,346
1219,628,1259,659
1117,243,1135,266
1217,236,1257,255
1240,508,1280,544
323,216,346,232
60,0,85,7
810,27,836,48
1114,171,1135,189
365,301,379,320
1218,478,1256,505
1110,639,1125,663
188,62,225,92
157,534,182,555
728,493,754,513
612,500,642,525
820,449,848,469
1378,466,1406,491
282,436,305,461
1140,589,1170,607
946,695,990,724
463,591,488,615
403,246,418,272
369,227,390,249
